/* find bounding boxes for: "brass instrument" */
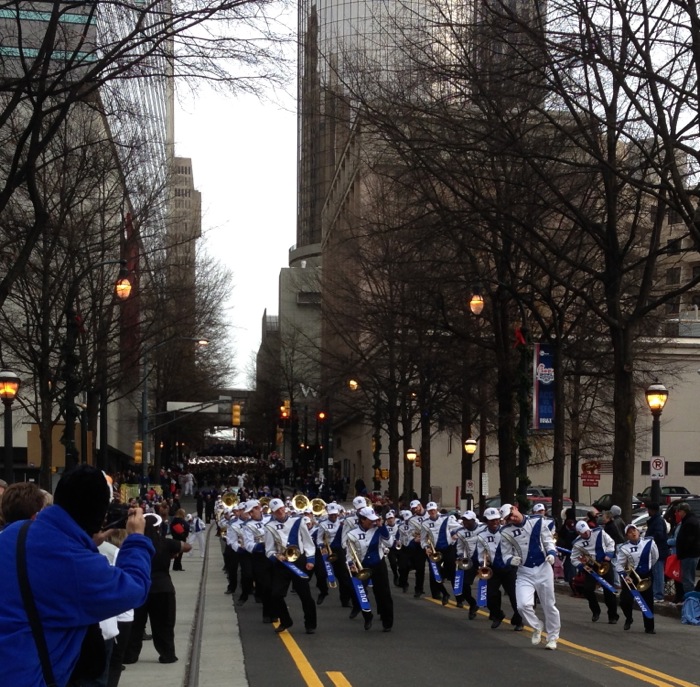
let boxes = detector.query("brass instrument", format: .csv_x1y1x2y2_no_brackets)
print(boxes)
293,494,311,512
426,535,443,563
477,540,493,580
347,539,372,582
574,545,610,576
311,498,327,516
321,531,338,562
222,493,239,509
259,496,271,512
624,563,652,592
457,557,473,571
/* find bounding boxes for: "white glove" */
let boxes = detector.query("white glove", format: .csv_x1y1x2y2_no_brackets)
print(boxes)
510,556,522,567
545,554,555,566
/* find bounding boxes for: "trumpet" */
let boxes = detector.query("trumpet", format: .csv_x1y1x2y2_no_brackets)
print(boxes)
574,545,611,576
347,539,371,582
457,557,473,571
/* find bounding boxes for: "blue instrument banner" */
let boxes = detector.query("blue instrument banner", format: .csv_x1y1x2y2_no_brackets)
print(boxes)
350,575,371,611
454,569,464,596
477,578,488,607
429,559,443,583
322,554,336,585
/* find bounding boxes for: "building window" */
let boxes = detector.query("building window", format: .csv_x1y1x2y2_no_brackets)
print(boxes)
685,462,700,476
666,267,681,285
667,238,682,254
666,298,680,314
668,208,681,225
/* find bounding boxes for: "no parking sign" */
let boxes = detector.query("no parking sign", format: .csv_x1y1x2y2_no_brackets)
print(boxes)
650,456,666,480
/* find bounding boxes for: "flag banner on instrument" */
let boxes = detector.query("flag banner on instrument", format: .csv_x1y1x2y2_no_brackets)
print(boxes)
587,567,616,594
454,569,464,596
322,555,336,586
281,560,309,579
619,572,653,618
477,579,488,607
429,559,443,584
350,576,371,611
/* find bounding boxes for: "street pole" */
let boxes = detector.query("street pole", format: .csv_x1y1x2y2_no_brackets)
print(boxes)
650,410,661,504
141,348,149,494
3,399,13,484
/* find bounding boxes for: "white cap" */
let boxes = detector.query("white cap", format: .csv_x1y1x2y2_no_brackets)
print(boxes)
185,514,192,521
385,510,396,518
326,503,340,515
499,504,513,519
625,523,639,534
358,507,379,521
401,510,412,521
575,521,590,534
484,507,501,521
610,505,622,517
269,498,285,512
410,499,422,509
353,496,367,510
244,499,260,513
426,501,438,511
532,503,545,513
461,510,477,521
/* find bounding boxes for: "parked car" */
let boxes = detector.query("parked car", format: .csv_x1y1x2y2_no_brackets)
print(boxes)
630,507,670,536
592,493,644,513
476,495,574,518
637,485,699,505
664,496,700,528
526,486,554,498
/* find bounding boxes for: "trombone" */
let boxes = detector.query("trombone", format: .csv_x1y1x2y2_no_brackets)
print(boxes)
573,545,611,576
623,561,652,592
321,531,338,563
426,534,443,563
347,539,372,582
476,538,493,580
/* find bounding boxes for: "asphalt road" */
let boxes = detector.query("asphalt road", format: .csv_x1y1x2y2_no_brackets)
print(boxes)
235,578,699,687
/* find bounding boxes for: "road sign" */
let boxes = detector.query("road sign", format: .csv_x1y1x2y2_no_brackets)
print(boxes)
581,474,600,487
650,456,666,480
465,480,475,494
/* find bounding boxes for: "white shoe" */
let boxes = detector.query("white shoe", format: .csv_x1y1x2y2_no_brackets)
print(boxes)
531,629,542,645
545,639,557,651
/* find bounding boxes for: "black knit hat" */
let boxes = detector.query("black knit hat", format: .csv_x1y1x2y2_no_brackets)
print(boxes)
54,465,110,535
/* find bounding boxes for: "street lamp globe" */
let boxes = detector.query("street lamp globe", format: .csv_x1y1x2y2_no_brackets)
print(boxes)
406,448,417,462
0,370,20,402
645,382,668,414
464,438,477,455
348,379,359,391
469,293,485,316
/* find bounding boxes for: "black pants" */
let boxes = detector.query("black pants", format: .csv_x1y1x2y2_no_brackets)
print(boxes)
487,567,522,626
620,577,655,632
582,565,618,620
365,559,394,629
456,566,479,608
224,546,239,593
387,547,399,582
398,545,426,593
239,551,254,598
270,557,317,630
428,546,457,598
251,552,274,619
124,592,177,663
107,621,132,687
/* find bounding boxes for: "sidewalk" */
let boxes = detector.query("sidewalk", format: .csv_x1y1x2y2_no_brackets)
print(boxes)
118,501,248,687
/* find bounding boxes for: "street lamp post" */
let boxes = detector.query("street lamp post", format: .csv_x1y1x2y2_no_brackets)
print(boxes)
645,381,669,505
0,370,20,484
406,447,417,499
464,438,477,510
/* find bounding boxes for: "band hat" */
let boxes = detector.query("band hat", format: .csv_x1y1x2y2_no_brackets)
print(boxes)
401,510,412,521
499,504,513,519
625,523,639,533
426,501,439,511
575,521,590,534
244,499,260,513
410,499,422,509
358,506,379,521
610,505,622,516
484,507,502,521
326,503,340,514
353,496,367,510
269,498,285,512
461,510,477,521
385,510,396,518
532,503,546,513
186,514,193,521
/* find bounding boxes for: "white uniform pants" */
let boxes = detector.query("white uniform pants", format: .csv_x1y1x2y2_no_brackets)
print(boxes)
188,531,206,557
515,563,561,641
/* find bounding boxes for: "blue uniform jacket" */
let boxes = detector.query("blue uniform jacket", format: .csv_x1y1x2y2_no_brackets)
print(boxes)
0,504,154,687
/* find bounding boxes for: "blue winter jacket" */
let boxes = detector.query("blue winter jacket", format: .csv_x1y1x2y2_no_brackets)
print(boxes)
0,504,154,686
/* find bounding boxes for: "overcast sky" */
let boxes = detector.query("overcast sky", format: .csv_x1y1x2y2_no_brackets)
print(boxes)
174,84,297,388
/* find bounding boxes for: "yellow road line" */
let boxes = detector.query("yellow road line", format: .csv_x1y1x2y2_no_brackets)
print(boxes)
612,666,674,687
275,626,325,687
327,672,353,687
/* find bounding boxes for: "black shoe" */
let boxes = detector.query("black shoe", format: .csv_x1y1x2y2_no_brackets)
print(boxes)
624,620,632,631
349,608,360,619
158,656,178,664
255,596,262,603
306,627,316,634
237,596,248,606
393,576,400,586
441,592,450,606
401,585,408,593
341,602,352,608
225,589,234,595
491,618,503,629
645,629,656,634
413,591,423,599
364,613,373,631
469,606,478,620
609,616,619,625
382,627,392,632
456,601,464,609
513,625,524,632
275,622,293,633
262,616,273,624
142,633,152,641
592,613,600,622
317,593,327,605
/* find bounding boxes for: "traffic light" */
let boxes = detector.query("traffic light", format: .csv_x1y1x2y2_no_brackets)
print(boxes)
133,440,143,464
231,403,241,427
280,402,290,421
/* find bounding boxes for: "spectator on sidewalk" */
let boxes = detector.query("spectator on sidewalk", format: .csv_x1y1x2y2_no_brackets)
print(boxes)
674,503,700,596
645,502,670,602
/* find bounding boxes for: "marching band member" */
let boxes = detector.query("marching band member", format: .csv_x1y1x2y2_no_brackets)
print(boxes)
453,510,485,617
420,502,460,604
234,504,255,605
570,520,619,623
396,510,413,592
500,503,560,650
384,510,400,586
345,507,394,632
342,496,371,619
264,498,317,634
477,507,523,631
222,507,240,598
242,500,276,624
615,524,658,634
531,503,556,532
404,499,428,598
315,502,353,607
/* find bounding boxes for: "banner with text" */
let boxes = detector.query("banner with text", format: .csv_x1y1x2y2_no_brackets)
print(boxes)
533,343,554,430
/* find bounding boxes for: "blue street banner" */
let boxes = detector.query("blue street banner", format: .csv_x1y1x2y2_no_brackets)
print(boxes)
533,343,554,430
